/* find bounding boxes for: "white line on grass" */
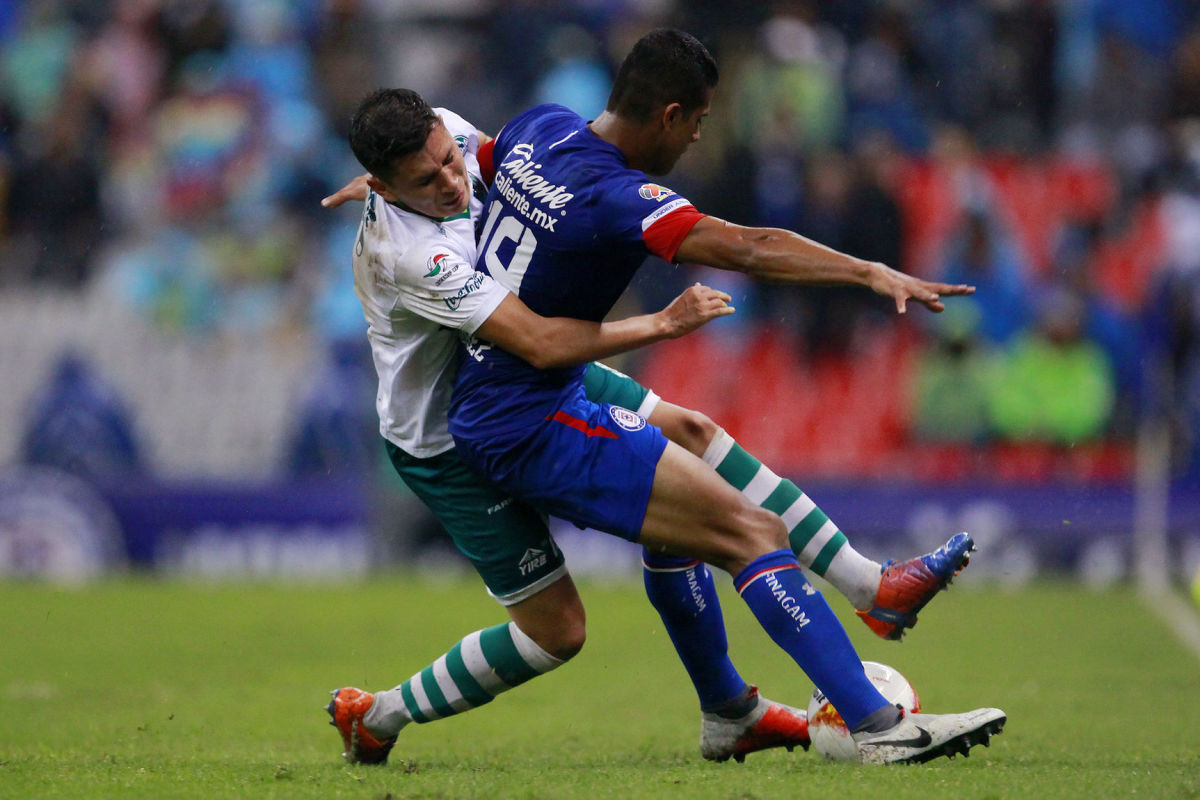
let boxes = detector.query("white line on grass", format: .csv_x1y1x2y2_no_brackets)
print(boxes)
1139,588,1200,664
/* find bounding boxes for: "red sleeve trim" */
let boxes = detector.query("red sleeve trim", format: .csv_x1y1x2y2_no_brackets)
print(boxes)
643,206,707,262
477,138,496,186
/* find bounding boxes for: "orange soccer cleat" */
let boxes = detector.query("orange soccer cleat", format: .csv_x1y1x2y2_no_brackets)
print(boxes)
326,687,397,765
857,532,975,640
700,686,810,762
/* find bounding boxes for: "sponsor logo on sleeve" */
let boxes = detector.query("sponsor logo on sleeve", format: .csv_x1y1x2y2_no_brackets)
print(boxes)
640,197,690,231
608,406,646,432
424,252,450,277
425,252,465,285
638,183,676,202
445,271,488,311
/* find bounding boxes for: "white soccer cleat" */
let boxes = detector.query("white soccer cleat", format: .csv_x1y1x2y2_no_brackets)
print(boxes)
700,686,810,762
853,707,1006,765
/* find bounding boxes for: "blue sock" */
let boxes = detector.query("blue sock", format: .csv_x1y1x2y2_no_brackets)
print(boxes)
734,549,890,730
643,549,748,711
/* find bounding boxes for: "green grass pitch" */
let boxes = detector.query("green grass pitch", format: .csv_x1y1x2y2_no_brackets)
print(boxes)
1,576,1198,799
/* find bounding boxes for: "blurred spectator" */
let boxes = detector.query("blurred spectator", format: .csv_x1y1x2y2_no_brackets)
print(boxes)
730,1,846,157
96,226,221,335
79,0,166,149
532,25,611,119
1143,133,1200,475
1144,266,1200,477
4,83,106,285
285,340,378,477
984,0,1059,149
158,0,233,84
1084,31,1172,181
312,0,382,139
778,147,900,356
908,0,992,131
482,0,571,112
21,351,146,483
152,52,258,221
911,303,996,444
1168,27,1200,120
843,7,929,153
0,4,78,130
844,132,905,271
0,3,21,45
1054,221,1144,434
988,286,1116,445
938,211,1033,346
1,0,1199,479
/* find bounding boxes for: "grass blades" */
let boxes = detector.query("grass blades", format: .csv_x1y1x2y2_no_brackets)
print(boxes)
1,577,1198,799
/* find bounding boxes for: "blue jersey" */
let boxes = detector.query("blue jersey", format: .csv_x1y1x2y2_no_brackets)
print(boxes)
450,104,704,438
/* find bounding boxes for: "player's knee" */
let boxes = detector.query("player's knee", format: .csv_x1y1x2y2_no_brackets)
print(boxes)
708,504,789,574
654,404,720,457
672,410,715,460
509,575,587,661
558,618,586,661
675,409,720,457
537,613,586,661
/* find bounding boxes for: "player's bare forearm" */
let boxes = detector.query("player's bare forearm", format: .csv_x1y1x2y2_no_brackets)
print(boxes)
676,217,974,313
477,284,732,370
321,174,371,208
677,218,873,283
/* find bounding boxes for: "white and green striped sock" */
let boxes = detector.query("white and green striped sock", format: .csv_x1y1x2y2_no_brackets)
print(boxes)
364,621,564,736
702,429,881,610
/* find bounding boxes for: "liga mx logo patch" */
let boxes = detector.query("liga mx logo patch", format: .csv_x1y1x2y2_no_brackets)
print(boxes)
638,183,675,202
425,252,450,277
608,406,646,431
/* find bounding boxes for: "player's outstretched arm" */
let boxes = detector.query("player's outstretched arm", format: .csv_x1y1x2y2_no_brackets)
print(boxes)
674,217,974,314
476,283,733,370
322,174,371,208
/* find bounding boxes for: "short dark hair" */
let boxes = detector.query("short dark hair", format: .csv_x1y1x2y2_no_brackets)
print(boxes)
605,29,719,123
349,88,439,182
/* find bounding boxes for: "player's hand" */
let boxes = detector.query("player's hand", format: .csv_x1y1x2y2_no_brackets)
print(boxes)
865,262,975,313
660,283,735,337
321,174,371,208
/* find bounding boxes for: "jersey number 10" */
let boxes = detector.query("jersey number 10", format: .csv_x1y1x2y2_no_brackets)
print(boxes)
478,200,537,295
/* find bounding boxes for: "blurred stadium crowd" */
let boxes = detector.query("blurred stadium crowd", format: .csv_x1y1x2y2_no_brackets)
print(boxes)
1,0,1199,487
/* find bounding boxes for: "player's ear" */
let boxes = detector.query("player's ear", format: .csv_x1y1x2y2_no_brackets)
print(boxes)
661,102,684,130
366,175,397,203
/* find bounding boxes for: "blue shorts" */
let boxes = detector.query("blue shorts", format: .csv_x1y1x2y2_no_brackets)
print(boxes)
452,380,668,542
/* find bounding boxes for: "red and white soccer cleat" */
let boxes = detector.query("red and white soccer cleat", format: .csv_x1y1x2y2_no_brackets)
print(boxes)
326,687,396,765
857,532,975,641
700,686,810,762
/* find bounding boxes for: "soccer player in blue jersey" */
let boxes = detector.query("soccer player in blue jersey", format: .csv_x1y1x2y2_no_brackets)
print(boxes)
448,29,1006,764
324,90,812,766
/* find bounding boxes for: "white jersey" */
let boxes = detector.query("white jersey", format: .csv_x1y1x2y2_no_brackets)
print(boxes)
352,109,508,457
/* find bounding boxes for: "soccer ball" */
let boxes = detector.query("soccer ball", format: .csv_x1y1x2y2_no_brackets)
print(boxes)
807,661,921,761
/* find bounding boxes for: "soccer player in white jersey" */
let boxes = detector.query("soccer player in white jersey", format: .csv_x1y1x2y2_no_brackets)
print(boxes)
325,77,997,765
325,91,811,765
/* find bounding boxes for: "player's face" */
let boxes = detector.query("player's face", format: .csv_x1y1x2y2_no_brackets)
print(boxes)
647,93,711,176
376,121,469,219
